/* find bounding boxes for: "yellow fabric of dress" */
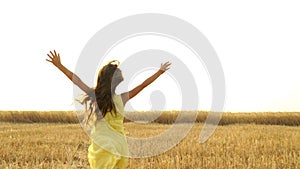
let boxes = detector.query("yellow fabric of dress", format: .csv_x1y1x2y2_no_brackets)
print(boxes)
88,94,129,169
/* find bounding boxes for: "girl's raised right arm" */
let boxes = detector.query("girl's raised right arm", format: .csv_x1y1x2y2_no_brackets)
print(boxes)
121,61,171,105
46,50,92,94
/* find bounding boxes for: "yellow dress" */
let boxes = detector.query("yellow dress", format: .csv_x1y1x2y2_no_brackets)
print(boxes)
88,94,129,169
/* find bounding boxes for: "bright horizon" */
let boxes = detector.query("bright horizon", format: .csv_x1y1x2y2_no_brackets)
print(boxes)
0,1,300,112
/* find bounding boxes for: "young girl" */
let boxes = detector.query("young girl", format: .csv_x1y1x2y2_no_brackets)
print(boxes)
46,50,171,169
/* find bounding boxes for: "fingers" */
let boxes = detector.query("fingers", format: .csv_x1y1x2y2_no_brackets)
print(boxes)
159,61,171,72
47,53,53,60
164,66,170,71
46,50,59,63
162,61,171,69
50,50,54,57
164,61,171,67
49,50,59,57
161,61,171,66
47,50,60,59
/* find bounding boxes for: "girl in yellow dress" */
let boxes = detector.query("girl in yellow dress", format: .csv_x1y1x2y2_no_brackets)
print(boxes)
46,50,171,169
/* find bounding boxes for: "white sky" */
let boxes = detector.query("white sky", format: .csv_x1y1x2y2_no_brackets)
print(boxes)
0,0,299,112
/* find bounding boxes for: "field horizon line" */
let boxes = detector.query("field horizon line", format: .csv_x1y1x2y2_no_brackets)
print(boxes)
1,110,300,113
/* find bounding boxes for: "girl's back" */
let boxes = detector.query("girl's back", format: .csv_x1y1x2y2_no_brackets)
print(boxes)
88,94,129,169
99,94,126,135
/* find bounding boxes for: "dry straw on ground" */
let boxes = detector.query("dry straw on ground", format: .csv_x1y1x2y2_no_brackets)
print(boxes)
0,111,299,168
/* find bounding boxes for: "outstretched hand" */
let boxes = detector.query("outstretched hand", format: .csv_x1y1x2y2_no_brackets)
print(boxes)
160,61,171,73
46,50,62,67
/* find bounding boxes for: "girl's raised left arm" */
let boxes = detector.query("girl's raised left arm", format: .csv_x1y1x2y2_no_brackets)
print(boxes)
46,50,92,94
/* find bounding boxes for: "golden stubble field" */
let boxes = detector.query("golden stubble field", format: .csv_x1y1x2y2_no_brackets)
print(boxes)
0,111,299,169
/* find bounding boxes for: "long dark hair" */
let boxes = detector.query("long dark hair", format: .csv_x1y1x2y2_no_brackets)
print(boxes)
78,60,123,127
